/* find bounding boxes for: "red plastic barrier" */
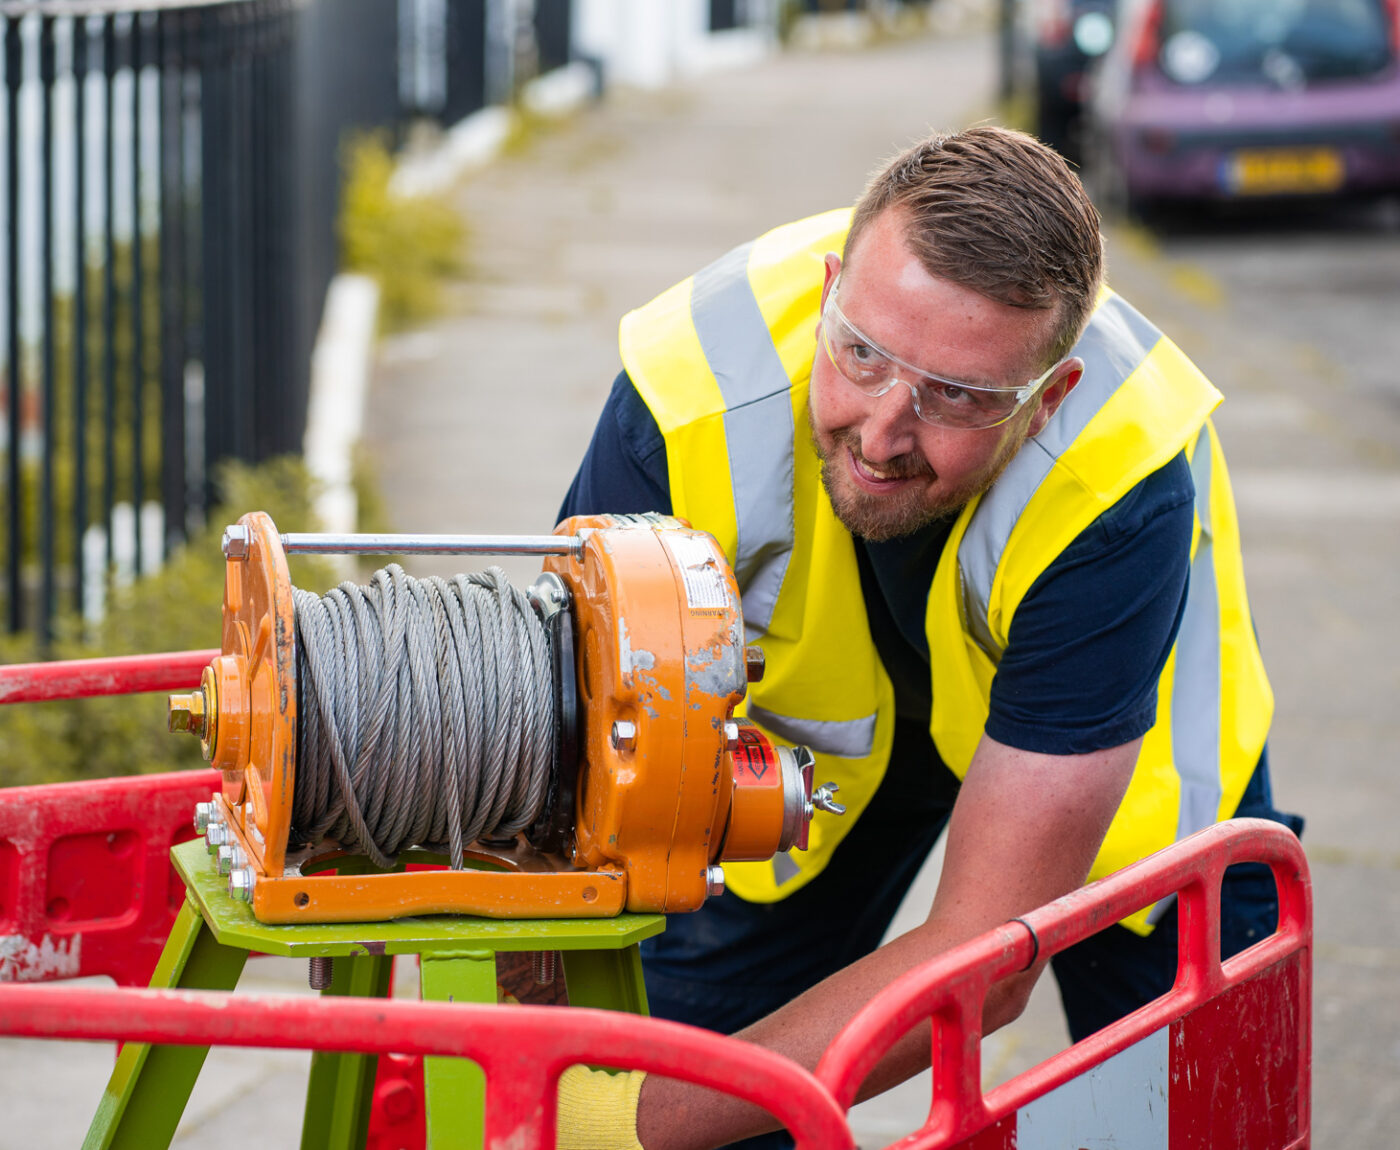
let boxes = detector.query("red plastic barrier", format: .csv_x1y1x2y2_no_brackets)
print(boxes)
0,650,219,987
0,986,856,1150
0,649,217,704
816,819,1311,1150
0,771,222,986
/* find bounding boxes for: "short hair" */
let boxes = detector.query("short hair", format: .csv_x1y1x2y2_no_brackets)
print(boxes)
846,127,1104,367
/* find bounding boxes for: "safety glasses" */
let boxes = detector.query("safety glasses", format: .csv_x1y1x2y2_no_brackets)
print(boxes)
820,278,1062,431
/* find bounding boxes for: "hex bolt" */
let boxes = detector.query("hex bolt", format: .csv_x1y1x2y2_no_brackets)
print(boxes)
205,823,230,852
216,844,236,875
193,802,215,835
610,720,637,751
534,950,557,987
221,524,250,560
744,645,766,683
309,957,334,991
167,691,208,737
706,865,725,897
228,867,255,902
724,720,741,750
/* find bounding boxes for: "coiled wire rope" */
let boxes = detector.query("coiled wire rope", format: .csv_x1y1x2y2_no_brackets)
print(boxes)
290,564,556,870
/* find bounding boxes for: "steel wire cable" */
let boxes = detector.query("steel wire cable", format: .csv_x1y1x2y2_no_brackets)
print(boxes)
290,564,555,870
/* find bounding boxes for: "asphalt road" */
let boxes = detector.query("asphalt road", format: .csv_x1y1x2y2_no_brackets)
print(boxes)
3,12,1397,1148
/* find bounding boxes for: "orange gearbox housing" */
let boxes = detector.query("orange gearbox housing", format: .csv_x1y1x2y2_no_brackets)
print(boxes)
546,515,749,914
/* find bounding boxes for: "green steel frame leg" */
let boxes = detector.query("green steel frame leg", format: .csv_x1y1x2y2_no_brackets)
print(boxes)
561,944,650,1015
420,950,500,1150
300,953,395,1150
84,897,250,1150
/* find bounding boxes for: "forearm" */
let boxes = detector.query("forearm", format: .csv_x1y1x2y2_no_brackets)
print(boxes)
634,925,1035,1150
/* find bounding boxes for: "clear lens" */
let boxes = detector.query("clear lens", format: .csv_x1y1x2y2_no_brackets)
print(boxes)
820,297,1033,431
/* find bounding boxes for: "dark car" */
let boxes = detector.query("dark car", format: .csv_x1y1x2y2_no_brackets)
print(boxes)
1086,0,1400,215
1014,0,1120,158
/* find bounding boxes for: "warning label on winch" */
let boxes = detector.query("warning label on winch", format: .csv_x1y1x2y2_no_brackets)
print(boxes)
664,534,731,612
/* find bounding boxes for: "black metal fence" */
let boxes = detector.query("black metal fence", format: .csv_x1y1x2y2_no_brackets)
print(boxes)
0,0,573,646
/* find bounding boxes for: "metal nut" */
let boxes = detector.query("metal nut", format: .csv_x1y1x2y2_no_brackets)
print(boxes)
744,645,766,683
228,867,255,902
706,865,725,898
168,691,207,737
221,524,250,560
610,720,637,751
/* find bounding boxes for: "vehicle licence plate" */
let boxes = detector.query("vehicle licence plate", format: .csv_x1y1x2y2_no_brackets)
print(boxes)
1223,148,1345,195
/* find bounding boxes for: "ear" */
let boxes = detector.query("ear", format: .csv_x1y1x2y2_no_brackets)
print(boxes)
1026,357,1084,438
820,252,841,308
814,253,842,343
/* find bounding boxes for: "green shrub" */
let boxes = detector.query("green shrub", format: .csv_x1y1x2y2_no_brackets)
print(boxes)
0,457,335,787
338,133,466,331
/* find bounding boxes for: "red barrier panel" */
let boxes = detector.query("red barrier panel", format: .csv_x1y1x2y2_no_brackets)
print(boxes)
0,985,857,1150
0,771,222,986
0,649,216,704
816,819,1311,1150
0,650,220,987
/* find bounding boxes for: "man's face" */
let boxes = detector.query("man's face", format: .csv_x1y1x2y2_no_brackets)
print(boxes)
808,208,1080,542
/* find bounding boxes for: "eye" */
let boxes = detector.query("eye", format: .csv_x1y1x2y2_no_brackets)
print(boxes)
924,379,976,406
840,341,887,380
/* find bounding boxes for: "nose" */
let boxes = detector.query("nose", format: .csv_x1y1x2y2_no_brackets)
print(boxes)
859,377,922,464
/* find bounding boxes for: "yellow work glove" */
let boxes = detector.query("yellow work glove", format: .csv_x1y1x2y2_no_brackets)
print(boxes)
556,1064,647,1150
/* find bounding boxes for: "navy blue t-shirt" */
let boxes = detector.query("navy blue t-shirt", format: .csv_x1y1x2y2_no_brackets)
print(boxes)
560,372,1195,768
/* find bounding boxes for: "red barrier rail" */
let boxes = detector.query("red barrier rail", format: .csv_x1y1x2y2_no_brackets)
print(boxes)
0,986,856,1150
0,649,217,704
817,818,1311,1150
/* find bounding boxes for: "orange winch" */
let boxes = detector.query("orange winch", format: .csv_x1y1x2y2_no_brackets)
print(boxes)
168,511,844,924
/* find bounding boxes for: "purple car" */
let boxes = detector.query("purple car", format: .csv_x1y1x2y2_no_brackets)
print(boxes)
1085,0,1400,214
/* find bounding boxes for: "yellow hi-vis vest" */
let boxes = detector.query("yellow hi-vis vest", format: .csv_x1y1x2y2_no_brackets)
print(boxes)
619,209,1273,936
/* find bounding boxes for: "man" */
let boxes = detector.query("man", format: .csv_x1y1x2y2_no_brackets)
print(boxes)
554,127,1300,1149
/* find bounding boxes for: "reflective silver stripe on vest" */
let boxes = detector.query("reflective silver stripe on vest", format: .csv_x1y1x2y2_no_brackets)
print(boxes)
773,851,801,886
958,293,1164,658
747,703,877,760
690,243,796,638
1171,432,1222,839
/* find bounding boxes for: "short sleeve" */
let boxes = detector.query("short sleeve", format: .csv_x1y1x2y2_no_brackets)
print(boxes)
558,371,672,522
984,451,1196,756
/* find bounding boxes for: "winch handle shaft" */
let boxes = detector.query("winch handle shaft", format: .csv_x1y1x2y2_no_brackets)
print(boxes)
222,525,587,560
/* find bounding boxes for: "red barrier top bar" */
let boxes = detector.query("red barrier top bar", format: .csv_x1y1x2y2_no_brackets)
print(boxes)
0,988,856,1150
0,649,217,705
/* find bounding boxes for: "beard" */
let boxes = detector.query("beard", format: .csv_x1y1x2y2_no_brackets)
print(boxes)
809,416,1026,543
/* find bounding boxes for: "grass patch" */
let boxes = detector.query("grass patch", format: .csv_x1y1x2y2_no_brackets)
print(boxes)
339,133,467,332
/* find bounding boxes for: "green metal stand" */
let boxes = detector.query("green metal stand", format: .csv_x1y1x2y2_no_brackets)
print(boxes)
85,839,664,1150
